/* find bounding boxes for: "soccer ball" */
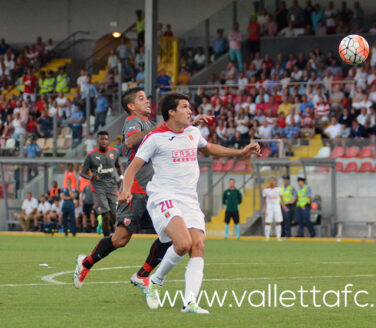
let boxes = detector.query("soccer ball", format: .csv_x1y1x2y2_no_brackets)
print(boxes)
339,34,369,65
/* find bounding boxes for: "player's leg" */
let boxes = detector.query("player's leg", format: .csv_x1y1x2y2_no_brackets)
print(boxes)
224,211,231,239
275,207,283,241
183,228,205,308
101,212,111,236
135,238,172,279
25,214,33,232
233,212,240,239
62,208,69,236
73,225,132,289
33,213,41,231
149,216,191,286
69,206,76,236
264,209,272,240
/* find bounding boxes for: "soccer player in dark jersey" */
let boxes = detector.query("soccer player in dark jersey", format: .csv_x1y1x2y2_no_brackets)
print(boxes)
80,130,122,237
73,88,170,289
73,88,211,290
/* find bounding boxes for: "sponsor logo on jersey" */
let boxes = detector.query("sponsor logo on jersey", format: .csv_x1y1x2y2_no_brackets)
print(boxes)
96,156,100,160
169,136,176,141
165,212,170,218
171,148,197,163
123,218,131,226
109,153,114,160
98,164,114,174
129,126,136,130
188,134,194,141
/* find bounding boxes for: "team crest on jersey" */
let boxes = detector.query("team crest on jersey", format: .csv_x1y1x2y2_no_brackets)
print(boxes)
123,218,131,226
109,153,114,160
188,134,194,141
165,212,170,218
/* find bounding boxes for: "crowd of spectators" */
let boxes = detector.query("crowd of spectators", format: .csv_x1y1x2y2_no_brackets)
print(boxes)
183,46,376,155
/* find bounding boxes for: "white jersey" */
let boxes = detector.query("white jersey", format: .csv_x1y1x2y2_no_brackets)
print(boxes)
263,187,282,208
136,125,207,204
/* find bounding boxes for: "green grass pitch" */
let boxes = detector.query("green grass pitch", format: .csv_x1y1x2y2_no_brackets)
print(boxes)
0,235,375,327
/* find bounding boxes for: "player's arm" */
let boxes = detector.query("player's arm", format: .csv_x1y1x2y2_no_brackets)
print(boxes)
80,156,98,182
222,190,227,205
262,196,266,214
200,142,261,158
125,120,164,149
115,151,123,177
118,157,145,204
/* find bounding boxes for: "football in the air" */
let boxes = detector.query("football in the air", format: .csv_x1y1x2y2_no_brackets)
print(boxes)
338,34,369,65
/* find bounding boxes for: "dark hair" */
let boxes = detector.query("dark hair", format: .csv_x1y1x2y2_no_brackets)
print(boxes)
97,130,109,138
122,87,144,113
160,92,190,121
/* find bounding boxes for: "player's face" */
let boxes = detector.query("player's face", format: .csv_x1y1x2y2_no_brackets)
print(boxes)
98,135,109,149
172,99,192,127
229,179,235,189
132,91,151,117
270,178,276,187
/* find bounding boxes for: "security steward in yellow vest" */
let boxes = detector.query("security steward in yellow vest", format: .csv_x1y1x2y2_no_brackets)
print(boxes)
135,9,145,45
296,177,315,237
280,174,297,237
55,66,70,93
41,70,56,94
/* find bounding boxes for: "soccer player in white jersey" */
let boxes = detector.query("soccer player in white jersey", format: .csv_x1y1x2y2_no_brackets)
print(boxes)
120,92,260,314
262,176,288,241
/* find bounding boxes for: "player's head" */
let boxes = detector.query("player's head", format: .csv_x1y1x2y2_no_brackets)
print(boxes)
160,92,191,126
122,87,150,117
229,178,235,189
269,176,277,187
97,130,109,151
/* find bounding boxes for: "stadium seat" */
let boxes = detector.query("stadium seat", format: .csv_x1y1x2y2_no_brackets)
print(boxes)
359,146,373,158
260,147,271,158
4,138,16,150
212,161,224,172
44,138,53,151
359,162,373,173
223,160,235,172
200,166,208,173
344,162,358,172
335,162,344,172
36,138,45,149
315,146,330,158
330,147,344,158
315,166,330,173
57,137,65,149
344,146,359,158
232,160,246,172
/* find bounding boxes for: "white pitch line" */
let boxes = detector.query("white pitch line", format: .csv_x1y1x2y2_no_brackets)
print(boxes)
0,262,374,288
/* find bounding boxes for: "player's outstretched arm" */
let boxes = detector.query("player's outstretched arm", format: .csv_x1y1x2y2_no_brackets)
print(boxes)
118,157,145,204
200,142,261,158
125,119,165,149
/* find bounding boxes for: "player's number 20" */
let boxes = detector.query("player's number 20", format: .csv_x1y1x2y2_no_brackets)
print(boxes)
160,200,173,213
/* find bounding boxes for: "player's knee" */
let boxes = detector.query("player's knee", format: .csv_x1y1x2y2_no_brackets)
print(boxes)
174,239,192,256
191,238,205,254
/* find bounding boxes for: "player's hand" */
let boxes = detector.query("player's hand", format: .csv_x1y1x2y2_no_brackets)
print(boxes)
118,190,132,204
241,142,261,157
91,175,99,182
283,205,288,212
192,115,214,126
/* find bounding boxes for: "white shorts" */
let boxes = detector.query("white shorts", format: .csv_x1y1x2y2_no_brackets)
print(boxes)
265,206,283,224
147,197,206,243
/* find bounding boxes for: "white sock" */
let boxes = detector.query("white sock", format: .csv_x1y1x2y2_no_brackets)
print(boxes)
276,225,282,239
150,245,184,286
184,257,204,306
265,225,271,238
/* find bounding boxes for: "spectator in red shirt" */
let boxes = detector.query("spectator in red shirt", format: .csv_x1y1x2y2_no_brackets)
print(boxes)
278,112,287,129
22,68,38,102
247,17,260,55
210,88,220,107
26,114,39,137
262,54,275,72
163,24,174,37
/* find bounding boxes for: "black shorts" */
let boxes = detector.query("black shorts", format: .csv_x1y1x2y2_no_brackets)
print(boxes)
83,203,95,217
92,188,117,215
224,211,239,224
116,193,152,233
